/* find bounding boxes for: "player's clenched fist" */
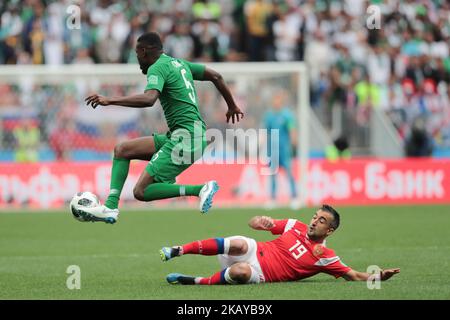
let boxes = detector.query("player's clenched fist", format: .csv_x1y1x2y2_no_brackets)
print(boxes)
85,94,110,109
248,216,275,230
259,216,275,229
254,216,274,230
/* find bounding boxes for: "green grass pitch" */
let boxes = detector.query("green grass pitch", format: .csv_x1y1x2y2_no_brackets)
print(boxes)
1,205,449,300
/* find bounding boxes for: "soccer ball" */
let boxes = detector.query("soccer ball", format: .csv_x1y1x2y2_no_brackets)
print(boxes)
70,191,100,222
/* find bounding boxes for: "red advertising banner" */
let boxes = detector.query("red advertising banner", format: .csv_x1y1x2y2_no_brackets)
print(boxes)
0,159,449,209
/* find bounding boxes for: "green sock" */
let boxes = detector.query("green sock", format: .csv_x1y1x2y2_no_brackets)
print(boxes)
143,183,204,201
104,158,130,209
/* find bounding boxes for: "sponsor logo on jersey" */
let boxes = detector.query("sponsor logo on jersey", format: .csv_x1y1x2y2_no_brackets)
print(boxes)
148,75,158,85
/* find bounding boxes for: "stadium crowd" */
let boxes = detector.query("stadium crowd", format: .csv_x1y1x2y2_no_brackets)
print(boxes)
0,0,449,160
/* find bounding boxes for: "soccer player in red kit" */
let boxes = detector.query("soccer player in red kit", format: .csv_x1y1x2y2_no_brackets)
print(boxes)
160,204,400,284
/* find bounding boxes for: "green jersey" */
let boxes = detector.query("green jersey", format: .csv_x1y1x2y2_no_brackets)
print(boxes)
145,54,206,134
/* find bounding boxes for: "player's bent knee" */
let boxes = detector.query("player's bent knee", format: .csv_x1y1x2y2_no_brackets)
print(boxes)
228,263,252,284
133,187,145,201
229,239,248,255
114,142,128,159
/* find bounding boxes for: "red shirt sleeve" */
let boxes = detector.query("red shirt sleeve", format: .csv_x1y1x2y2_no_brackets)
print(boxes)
269,219,289,235
317,249,352,278
269,219,298,235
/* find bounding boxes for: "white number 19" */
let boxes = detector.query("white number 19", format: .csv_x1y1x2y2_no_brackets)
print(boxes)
289,240,307,260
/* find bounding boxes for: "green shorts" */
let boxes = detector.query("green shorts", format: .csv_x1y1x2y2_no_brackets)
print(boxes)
146,130,207,184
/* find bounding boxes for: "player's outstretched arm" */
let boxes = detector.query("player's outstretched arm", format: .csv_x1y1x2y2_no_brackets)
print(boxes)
248,216,275,230
202,67,244,124
342,268,400,281
85,90,160,109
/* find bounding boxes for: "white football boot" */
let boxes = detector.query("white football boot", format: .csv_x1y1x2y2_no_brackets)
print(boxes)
199,181,219,214
79,205,119,224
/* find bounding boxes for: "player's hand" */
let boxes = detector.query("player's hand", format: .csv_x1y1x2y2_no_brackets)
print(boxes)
85,94,110,109
226,106,244,124
259,216,275,229
380,268,400,281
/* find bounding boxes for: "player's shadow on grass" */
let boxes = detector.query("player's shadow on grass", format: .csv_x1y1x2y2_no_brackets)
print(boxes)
260,279,338,286
295,279,338,283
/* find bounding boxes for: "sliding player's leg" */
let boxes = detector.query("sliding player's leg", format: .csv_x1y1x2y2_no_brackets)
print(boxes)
81,136,157,223
160,236,248,261
166,262,254,285
165,236,265,285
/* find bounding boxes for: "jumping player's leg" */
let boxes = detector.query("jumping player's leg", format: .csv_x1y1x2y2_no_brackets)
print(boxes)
104,136,157,210
80,136,157,223
132,170,204,202
134,134,219,213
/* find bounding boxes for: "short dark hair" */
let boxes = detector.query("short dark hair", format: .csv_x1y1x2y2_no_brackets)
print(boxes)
137,32,163,50
320,204,340,230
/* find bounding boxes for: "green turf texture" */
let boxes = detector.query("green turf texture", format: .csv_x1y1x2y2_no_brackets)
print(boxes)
1,205,449,300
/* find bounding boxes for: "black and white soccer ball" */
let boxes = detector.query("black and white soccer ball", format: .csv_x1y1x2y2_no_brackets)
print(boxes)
70,191,100,222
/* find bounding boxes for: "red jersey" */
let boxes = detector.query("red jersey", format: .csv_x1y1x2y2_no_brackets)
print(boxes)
256,219,351,282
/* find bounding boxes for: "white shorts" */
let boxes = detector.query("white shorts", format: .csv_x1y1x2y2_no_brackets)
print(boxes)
218,236,266,284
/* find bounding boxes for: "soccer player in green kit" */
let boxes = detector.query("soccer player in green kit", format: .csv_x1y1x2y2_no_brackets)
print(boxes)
83,32,244,224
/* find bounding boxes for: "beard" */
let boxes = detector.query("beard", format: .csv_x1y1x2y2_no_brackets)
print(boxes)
139,62,149,75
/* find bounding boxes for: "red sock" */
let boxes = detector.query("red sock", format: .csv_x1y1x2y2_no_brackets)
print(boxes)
197,269,227,285
182,238,224,255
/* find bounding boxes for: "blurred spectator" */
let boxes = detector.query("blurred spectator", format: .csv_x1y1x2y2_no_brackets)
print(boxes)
165,22,195,60
49,117,77,161
64,11,95,64
72,47,94,64
405,117,434,157
22,1,46,64
192,0,221,21
29,17,45,64
13,118,40,162
353,72,381,125
367,44,391,86
304,29,332,87
244,0,272,61
0,3,23,64
272,5,300,61
43,2,65,65
191,18,221,61
230,0,247,54
120,15,145,63
325,135,351,162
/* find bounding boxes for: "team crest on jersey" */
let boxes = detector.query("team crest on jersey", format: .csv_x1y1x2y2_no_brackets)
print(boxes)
148,75,158,85
313,244,324,257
